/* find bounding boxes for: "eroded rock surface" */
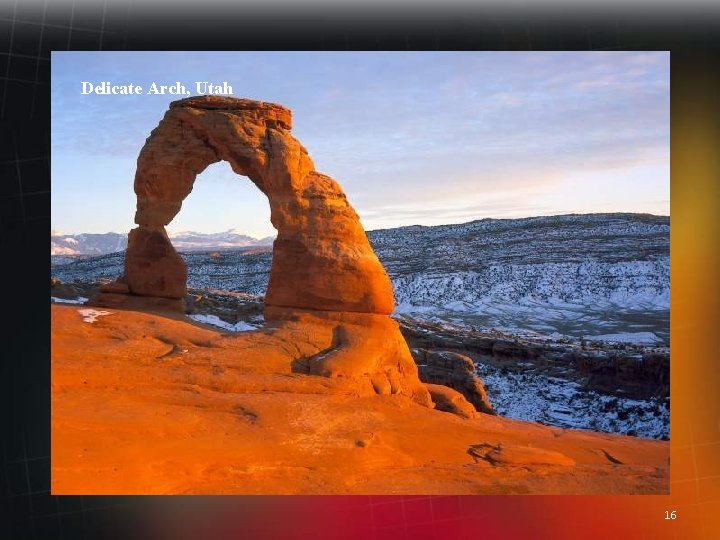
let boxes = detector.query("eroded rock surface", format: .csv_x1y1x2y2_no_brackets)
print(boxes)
414,348,494,414
425,383,478,419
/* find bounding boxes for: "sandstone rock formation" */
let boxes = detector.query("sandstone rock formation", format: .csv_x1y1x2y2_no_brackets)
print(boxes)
413,348,495,414
105,96,393,314
425,383,478,419
90,96,429,405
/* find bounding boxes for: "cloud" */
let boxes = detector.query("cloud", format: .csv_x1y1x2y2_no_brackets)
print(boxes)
52,51,669,233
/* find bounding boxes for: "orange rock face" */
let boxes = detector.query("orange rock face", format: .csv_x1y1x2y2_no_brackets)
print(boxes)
123,227,187,298
90,95,427,404
126,95,394,315
416,349,494,415
51,305,669,495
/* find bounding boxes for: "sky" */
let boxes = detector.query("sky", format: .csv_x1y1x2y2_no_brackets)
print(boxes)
51,51,669,238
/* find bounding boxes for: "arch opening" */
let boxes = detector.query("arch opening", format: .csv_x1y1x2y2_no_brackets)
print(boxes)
173,161,275,330
168,161,276,246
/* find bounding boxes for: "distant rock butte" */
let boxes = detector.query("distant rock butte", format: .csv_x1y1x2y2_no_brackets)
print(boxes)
89,96,429,406
415,349,495,415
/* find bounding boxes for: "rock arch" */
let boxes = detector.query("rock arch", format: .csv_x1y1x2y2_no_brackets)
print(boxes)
92,96,432,406
118,95,394,317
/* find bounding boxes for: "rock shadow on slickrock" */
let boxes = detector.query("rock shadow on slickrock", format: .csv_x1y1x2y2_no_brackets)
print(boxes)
468,442,576,468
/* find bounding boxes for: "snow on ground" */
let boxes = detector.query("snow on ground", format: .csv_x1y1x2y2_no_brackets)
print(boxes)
188,314,258,332
78,309,112,323
475,362,669,439
587,332,661,345
51,296,88,305
393,299,669,345
51,214,669,438
51,214,669,346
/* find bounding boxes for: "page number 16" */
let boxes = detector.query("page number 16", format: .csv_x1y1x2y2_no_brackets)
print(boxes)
665,510,677,520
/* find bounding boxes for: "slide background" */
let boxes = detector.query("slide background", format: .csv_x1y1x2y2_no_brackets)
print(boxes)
1,2,718,538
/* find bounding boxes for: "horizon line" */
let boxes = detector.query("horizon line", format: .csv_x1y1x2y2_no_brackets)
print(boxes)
52,210,670,237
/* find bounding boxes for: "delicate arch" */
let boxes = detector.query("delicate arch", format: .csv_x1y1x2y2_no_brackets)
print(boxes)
121,96,395,316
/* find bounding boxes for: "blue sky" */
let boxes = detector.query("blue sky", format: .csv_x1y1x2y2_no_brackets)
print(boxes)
51,51,669,237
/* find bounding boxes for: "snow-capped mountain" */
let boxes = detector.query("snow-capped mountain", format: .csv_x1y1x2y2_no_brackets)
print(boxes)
51,213,669,344
167,229,275,251
51,232,127,256
51,229,274,256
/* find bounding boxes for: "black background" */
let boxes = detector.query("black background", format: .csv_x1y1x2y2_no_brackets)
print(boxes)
1,2,719,539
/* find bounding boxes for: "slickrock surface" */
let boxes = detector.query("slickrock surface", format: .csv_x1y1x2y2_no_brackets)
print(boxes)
52,305,668,495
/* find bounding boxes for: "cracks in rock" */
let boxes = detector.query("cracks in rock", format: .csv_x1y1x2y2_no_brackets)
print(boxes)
291,333,342,375
177,118,222,169
599,448,624,465
467,443,503,466
233,405,259,424
467,442,576,468
272,334,307,359
153,335,190,360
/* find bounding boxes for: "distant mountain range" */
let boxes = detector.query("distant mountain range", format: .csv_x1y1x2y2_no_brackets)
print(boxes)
51,229,275,256
52,213,670,344
51,232,128,256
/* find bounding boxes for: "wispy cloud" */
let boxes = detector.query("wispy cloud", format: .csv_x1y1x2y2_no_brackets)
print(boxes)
52,51,669,235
